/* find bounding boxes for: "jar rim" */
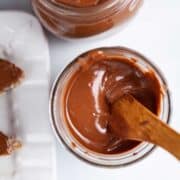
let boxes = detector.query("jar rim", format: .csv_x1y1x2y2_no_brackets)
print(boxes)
35,0,134,18
50,47,171,167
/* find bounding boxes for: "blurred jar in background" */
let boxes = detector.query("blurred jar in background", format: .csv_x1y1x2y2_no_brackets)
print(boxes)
32,0,143,39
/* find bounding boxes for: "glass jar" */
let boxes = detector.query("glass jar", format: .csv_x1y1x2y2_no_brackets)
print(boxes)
50,47,171,166
32,0,143,39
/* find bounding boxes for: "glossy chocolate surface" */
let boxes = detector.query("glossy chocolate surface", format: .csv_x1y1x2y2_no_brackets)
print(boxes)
52,0,106,7
62,51,161,154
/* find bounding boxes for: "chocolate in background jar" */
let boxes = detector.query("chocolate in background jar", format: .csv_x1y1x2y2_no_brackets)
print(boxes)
32,0,143,38
51,0,104,7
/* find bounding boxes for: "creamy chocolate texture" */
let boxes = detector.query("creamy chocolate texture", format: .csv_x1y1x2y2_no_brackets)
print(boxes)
0,59,23,155
52,0,104,7
0,132,21,155
0,132,9,155
63,51,161,154
0,59,24,93
33,0,142,38
52,0,110,7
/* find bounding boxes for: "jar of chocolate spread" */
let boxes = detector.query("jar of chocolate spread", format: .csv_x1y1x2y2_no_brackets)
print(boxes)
32,0,143,39
50,47,171,166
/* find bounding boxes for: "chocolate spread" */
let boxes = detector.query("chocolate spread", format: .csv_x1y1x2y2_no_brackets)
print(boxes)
0,59,24,93
0,132,21,155
62,51,161,154
0,59,23,155
0,132,9,155
52,0,106,7
33,0,142,38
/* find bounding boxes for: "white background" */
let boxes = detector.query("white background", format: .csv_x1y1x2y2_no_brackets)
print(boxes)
0,0,179,179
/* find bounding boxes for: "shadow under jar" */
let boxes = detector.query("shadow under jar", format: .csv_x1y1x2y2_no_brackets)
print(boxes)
50,47,171,166
32,0,143,39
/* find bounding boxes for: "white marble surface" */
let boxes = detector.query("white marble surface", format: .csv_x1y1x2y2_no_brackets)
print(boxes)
0,11,55,180
0,0,180,180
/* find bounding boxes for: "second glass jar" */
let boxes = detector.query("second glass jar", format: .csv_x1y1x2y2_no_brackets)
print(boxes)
32,0,143,39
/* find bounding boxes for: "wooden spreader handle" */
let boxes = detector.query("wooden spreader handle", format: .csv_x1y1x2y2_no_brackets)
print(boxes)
111,95,180,160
